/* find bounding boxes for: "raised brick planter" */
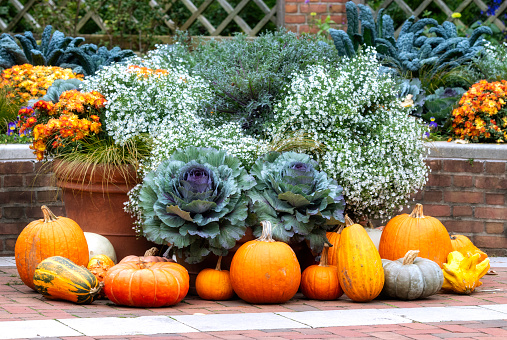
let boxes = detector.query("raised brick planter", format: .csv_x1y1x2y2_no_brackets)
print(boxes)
1,142,506,257
407,142,507,257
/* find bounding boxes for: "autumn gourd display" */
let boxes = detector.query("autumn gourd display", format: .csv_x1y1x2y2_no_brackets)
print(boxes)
103,260,189,307
450,235,488,263
195,256,234,301
379,204,452,268
87,254,115,299
442,251,490,295
326,228,342,266
33,256,102,304
230,221,301,304
337,216,384,302
84,232,117,263
382,250,443,300
301,245,343,300
119,247,173,264
15,205,89,290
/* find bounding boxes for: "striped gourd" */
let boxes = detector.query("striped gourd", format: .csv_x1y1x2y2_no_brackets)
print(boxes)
33,256,102,304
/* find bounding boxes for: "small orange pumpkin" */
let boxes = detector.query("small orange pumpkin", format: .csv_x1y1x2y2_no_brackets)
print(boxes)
195,256,234,301
379,204,452,268
230,221,301,304
103,261,189,307
337,215,384,302
301,245,343,300
15,205,89,291
450,235,488,263
87,254,115,299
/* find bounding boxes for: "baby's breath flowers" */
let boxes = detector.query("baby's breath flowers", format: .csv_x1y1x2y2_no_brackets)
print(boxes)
267,49,429,220
0,65,83,105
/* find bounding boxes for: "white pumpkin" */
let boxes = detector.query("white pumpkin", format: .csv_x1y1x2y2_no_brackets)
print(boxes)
365,226,383,250
84,232,117,263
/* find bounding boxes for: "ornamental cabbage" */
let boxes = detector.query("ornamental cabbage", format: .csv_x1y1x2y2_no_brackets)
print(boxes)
247,151,345,253
138,146,256,264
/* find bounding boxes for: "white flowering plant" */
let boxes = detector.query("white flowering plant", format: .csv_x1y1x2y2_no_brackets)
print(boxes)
267,49,429,220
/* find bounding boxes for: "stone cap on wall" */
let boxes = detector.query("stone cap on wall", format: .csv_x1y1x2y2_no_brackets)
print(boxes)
426,141,507,161
1,142,507,162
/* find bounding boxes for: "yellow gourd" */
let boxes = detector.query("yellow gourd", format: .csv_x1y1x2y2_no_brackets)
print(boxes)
441,251,490,295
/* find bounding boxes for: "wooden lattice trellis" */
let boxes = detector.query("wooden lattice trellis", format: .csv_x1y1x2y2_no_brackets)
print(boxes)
0,0,283,36
373,0,507,35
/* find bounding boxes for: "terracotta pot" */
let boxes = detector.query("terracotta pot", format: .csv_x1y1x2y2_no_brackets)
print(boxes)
52,159,156,261
177,227,318,295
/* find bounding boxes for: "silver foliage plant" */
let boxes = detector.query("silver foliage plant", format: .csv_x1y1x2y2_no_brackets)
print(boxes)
138,146,255,264
247,151,345,253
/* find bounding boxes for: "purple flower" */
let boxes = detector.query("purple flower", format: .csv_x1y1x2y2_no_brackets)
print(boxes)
6,122,16,136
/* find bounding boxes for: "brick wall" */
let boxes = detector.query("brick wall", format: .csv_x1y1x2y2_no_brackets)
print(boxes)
405,158,507,257
284,0,346,34
1,147,506,257
0,161,65,256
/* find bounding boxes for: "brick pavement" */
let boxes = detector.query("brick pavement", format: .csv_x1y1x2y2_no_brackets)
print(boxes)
0,262,507,339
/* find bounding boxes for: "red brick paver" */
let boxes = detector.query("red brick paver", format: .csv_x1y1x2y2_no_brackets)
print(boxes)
1,265,507,339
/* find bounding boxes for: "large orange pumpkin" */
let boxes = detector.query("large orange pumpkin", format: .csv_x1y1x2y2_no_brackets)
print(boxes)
301,245,343,300
337,215,384,302
379,204,452,268
103,261,189,307
195,256,234,301
450,235,488,263
15,205,89,291
230,221,301,304
119,247,174,264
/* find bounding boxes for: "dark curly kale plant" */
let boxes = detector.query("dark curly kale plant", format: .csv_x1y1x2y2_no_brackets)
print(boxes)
58,44,135,76
0,25,134,76
138,146,256,264
329,1,492,77
247,152,345,253
0,25,84,69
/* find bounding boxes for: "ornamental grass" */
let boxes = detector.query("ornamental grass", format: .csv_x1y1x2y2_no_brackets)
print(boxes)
451,80,507,143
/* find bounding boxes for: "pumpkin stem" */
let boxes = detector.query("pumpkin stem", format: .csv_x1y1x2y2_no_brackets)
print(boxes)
41,205,59,223
258,221,276,242
402,250,420,265
344,215,354,227
215,256,223,271
144,247,159,256
90,281,105,298
409,204,425,218
319,245,330,267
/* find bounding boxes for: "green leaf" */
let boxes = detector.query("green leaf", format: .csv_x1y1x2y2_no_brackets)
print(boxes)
179,199,217,214
209,223,247,250
278,192,311,208
167,205,194,222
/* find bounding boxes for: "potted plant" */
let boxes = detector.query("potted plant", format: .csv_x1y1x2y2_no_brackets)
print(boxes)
18,85,152,260
247,151,346,267
136,146,256,288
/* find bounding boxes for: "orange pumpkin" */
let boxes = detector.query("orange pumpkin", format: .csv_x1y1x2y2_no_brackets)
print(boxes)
337,215,384,302
379,204,452,268
326,227,342,266
14,205,89,291
450,235,488,263
230,221,301,304
119,247,173,264
301,245,343,300
195,256,234,301
87,254,115,299
103,261,189,307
